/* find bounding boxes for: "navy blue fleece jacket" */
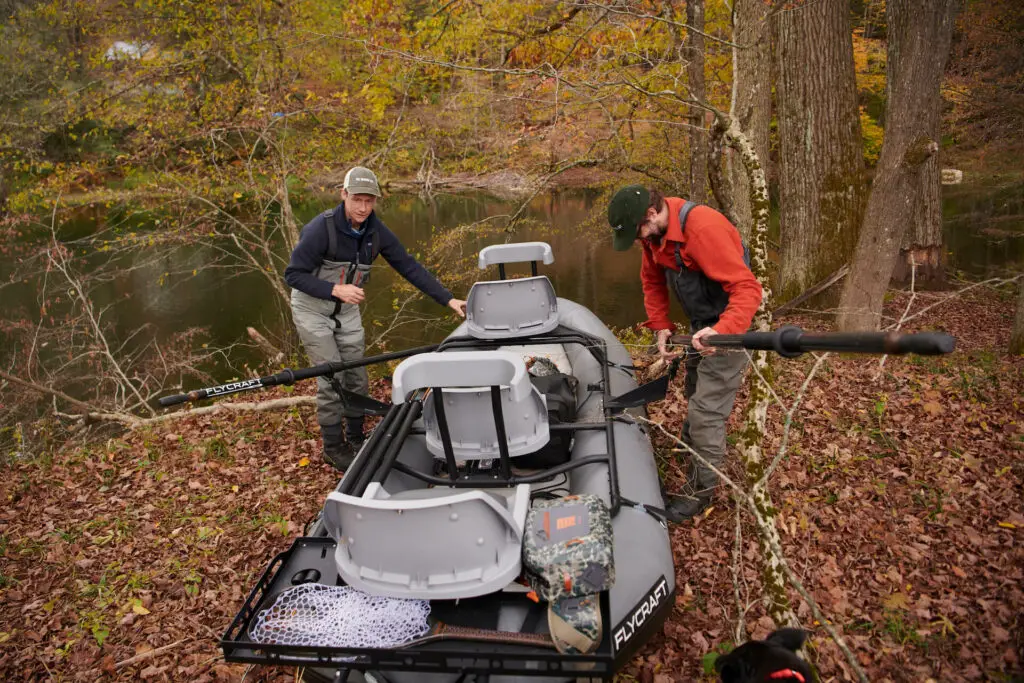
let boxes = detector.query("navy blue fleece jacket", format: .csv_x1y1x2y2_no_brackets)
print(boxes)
284,203,453,306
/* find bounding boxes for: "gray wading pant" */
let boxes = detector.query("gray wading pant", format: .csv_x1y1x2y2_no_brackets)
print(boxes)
678,347,749,493
290,288,369,428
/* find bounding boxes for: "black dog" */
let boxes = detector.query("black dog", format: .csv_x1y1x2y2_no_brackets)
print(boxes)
715,628,813,683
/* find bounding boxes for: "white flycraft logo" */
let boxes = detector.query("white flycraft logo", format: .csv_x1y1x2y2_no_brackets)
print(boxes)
208,379,263,395
613,576,669,652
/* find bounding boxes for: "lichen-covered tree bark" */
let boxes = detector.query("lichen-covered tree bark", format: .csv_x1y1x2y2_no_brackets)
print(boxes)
775,0,865,301
839,0,959,330
727,0,771,241
687,0,707,203
721,114,799,628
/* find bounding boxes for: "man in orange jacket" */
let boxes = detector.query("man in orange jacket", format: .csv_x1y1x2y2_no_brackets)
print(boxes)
608,184,763,520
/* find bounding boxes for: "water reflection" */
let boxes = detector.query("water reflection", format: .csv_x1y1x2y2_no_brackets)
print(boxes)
2,184,1021,379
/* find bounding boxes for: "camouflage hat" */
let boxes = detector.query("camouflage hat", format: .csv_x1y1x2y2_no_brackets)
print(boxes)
607,184,649,251
548,594,602,655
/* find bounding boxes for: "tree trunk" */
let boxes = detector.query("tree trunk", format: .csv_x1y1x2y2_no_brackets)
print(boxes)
775,0,866,302
721,114,798,629
687,0,707,203
893,135,945,285
727,0,772,241
839,0,959,330
1011,280,1024,356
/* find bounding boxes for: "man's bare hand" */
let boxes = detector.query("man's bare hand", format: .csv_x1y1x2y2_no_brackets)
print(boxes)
692,326,718,355
332,283,365,304
447,298,467,318
656,328,681,362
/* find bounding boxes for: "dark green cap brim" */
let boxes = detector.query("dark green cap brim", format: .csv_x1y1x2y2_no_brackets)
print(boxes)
612,225,637,251
608,184,648,251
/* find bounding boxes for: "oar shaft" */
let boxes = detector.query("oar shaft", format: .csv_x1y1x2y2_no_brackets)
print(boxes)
158,343,440,407
669,326,955,357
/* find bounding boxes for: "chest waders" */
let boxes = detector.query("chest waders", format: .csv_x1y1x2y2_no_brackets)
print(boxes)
290,210,381,465
662,202,752,514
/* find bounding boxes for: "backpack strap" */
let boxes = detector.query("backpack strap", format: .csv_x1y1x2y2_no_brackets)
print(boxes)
674,200,698,270
674,201,751,268
323,209,339,261
369,227,380,262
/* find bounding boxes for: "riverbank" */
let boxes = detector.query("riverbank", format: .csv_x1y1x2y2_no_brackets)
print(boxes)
1,285,1020,682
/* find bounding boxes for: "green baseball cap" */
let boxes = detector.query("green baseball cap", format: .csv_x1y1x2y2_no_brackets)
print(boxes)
607,184,649,251
343,166,381,197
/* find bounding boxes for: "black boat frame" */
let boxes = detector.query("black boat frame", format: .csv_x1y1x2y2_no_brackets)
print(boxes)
219,329,676,681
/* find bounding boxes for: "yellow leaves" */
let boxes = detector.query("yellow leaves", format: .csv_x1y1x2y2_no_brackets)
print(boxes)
132,601,151,616
298,457,310,467
0,631,11,644
883,592,911,611
233,192,243,200
231,485,239,493
997,521,1016,530
931,614,957,637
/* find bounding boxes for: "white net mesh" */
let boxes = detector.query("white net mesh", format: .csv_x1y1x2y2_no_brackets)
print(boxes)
250,584,431,649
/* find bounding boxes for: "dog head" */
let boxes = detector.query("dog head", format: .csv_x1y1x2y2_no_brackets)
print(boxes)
715,628,813,683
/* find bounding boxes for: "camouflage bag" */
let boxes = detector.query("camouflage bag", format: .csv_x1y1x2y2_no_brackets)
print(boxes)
522,494,614,654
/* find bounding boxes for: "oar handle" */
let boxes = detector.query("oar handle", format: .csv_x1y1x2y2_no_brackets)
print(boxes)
670,326,956,357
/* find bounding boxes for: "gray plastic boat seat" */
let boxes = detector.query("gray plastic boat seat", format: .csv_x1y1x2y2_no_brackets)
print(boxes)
392,351,550,460
477,242,554,268
466,276,559,339
322,483,531,600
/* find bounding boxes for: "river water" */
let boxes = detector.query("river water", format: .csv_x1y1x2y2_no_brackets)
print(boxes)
1,182,1021,384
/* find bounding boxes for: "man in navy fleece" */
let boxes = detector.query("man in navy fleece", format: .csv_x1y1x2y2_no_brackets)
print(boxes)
285,166,466,469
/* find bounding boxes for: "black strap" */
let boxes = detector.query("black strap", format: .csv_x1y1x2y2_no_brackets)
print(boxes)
370,228,380,262
520,601,546,634
620,496,671,527
324,209,339,261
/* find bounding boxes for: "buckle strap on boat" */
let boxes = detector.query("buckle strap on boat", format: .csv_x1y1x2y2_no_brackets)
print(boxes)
619,496,671,527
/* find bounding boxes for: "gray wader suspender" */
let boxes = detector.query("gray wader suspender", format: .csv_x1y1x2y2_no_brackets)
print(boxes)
321,209,380,418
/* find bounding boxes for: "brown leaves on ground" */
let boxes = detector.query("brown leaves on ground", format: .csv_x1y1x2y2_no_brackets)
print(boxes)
1,287,1021,682
625,287,1024,681
0,379,346,682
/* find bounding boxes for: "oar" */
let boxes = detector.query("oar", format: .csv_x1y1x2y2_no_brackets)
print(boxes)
606,326,956,409
338,388,391,417
669,325,955,357
158,344,439,408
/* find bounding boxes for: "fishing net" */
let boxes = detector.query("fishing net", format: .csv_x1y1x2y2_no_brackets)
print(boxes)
250,584,431,649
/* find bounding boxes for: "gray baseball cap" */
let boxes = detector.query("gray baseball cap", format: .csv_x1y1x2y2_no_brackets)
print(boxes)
343,166,381,197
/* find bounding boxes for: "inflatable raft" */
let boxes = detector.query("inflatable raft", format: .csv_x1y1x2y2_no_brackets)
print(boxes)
220,243,675,682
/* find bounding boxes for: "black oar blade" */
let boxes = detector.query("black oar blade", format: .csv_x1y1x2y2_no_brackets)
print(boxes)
340,388,392,416
605,374,670,410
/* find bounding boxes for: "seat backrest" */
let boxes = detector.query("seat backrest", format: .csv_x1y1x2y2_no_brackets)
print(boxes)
477,242,554,269
466,276,559,339
323,483,531,600
392,351,550,460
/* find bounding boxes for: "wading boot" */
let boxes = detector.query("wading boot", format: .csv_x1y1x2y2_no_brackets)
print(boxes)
663,493,712,523
344,416,365,455
321,423,354,472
